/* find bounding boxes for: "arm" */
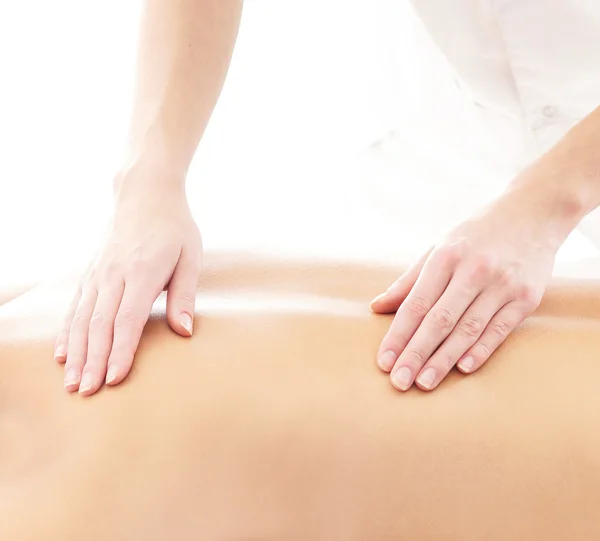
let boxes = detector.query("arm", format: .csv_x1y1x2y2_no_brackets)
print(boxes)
371,105,600,393
54,0,243,397
116,0,243,194
508,105,600,240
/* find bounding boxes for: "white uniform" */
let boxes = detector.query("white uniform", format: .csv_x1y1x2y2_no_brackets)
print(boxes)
409,0,600,245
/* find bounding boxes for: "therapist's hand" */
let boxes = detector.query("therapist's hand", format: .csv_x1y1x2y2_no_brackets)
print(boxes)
54,184,202,396
371,186,562,392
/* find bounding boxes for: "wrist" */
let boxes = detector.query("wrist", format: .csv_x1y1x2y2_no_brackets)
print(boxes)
508,157,593,243
509,108,600,236
113,153,188,202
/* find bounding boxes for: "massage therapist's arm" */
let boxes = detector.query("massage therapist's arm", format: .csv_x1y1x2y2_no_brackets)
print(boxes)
372,105,600,392
54,0,243,396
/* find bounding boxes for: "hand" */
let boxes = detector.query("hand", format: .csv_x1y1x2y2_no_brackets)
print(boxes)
54,184,202,396
371,188,563,392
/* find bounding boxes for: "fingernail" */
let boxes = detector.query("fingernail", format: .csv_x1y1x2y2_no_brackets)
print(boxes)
54,344,66,361
416,367,436,390
180,313,193,336
106,365,118,385
392,366,412,390
377,350,397,371
64,368,79,389
371,292,387,305
458,356,475,373
79,373,94,394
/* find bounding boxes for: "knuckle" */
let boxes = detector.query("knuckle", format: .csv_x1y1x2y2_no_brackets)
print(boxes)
101,261,122,280
177,291,196,305
405,296,430,317
478,341,491,358
434,243,461,267
498,269,517,290
489,320,510,338
127,263,143,278
114,307,141,329
430,307,456,330
469,254,496,282
516,283,542,309
70,313,87,330
89,312,107,330
127,255,150,276
457,315,484,337
407,348,426,366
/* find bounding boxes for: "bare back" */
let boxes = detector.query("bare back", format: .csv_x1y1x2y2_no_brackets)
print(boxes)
1,253,600,540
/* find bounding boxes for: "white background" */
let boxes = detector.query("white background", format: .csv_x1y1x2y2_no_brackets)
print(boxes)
0,0,596,285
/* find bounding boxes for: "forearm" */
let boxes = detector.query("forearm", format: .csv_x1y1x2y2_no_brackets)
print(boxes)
116,0,243,195
509,105,600,242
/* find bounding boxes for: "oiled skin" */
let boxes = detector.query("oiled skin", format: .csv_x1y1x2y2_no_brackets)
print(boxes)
0,253,599,540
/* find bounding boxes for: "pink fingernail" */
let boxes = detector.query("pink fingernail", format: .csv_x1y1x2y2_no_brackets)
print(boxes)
64,368,79,389
392,366,412,390
180,313,193,336
416,367,436,390
79,373,94,394
106,365,118,385
377,350,397,371
54,345,67,361
458,356,475,373
371,292,387,305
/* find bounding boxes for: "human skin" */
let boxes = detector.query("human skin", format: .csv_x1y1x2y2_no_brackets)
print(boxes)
53,1,600,397
3,253,600,540
372,104,600,392
54,0,243,396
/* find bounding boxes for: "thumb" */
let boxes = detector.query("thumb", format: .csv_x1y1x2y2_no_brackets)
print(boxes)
370,271,417,314
166,248,201,337
370,249,432,313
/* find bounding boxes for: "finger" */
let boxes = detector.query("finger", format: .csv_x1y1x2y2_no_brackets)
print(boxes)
370,248,432,313
105,282,157,387
78,280,125,396
54,287,82,363
376,245,457,374
456,301,525,374
413,289,510,391
389,268,482,391
166,247,200,337
63,288,98,392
